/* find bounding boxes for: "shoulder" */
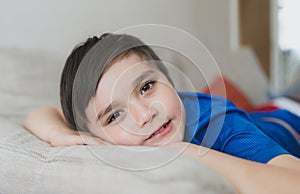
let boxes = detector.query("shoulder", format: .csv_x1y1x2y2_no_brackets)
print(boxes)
178,92,239,114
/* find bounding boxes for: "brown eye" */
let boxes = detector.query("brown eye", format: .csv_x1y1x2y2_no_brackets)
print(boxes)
140,81,155,95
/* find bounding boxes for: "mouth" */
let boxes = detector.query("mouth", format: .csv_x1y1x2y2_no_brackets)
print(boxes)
145,120,172,141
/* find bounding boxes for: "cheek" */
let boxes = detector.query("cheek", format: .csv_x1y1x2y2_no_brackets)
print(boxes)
99,126,140,146
160,89,182,112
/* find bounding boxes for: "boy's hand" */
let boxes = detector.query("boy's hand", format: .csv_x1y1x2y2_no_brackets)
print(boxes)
49,127,109,147
24,107,110,147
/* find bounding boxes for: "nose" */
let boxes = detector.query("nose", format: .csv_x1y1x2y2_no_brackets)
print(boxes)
129,100,156,127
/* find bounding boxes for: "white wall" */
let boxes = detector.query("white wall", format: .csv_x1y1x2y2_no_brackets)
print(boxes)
0,0,235,55
0,0,269,104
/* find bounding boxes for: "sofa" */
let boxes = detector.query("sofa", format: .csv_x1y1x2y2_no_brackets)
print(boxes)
0,48,237,193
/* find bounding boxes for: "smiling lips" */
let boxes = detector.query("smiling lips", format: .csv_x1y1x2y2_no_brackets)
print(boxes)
146,120,172,141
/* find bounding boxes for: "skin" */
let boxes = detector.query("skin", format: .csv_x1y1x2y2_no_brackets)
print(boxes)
85,54,186,146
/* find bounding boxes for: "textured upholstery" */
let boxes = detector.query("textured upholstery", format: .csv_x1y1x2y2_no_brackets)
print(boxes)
0,48,235,193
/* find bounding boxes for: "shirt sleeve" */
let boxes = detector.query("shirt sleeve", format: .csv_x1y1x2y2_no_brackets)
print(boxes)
218,112,290,163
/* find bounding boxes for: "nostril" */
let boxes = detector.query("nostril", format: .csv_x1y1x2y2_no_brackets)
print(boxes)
151,113,157,120
136,111,156,127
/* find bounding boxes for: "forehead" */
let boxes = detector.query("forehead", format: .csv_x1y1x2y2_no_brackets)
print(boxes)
94,54,158,105
104,54,146,79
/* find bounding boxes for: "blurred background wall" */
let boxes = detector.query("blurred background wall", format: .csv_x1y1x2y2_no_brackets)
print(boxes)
0,0,238,55
0,0,274,105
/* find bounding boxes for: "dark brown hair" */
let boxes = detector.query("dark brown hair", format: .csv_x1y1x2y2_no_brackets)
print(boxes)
60,33,172,132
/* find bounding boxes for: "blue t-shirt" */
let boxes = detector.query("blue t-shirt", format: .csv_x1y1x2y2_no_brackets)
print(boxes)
179,92,300,163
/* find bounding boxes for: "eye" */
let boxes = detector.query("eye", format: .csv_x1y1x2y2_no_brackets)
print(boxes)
140,81,155,95
107,110,123,124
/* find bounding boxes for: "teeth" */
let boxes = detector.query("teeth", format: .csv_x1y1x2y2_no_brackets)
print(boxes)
162,121,169,129
164,120,170,127
147,120,171,140
155,122,168,135
157,126,164,132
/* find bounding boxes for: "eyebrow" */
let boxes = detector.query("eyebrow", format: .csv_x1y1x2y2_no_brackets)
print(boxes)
131,69,155,88
96,69,155,122
97,103,114,122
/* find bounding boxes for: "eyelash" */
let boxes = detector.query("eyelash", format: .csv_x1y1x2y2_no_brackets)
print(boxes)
140,80,156,95
107,110,123,124
106,80,156,125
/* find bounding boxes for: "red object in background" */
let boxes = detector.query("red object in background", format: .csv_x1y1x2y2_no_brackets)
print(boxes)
251,104,279,112
203,76,254,112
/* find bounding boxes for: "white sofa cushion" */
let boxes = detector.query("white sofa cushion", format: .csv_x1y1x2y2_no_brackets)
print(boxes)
0,48,63,123
0,118,235,193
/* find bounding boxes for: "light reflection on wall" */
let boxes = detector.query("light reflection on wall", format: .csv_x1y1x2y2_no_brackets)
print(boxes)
278,0,300,87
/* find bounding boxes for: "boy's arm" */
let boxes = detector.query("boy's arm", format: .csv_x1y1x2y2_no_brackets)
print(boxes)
166,142,300,194
24,107,105,146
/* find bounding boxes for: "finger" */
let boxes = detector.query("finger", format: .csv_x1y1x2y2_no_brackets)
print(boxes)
77,131,111,145
78,134,110,146
50,134,92,146
50,133,110,146
50,135,85,146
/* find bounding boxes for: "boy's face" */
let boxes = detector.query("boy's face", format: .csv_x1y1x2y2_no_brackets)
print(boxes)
85,54,186,146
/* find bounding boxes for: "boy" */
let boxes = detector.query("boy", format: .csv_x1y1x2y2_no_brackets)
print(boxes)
25,33,300,193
